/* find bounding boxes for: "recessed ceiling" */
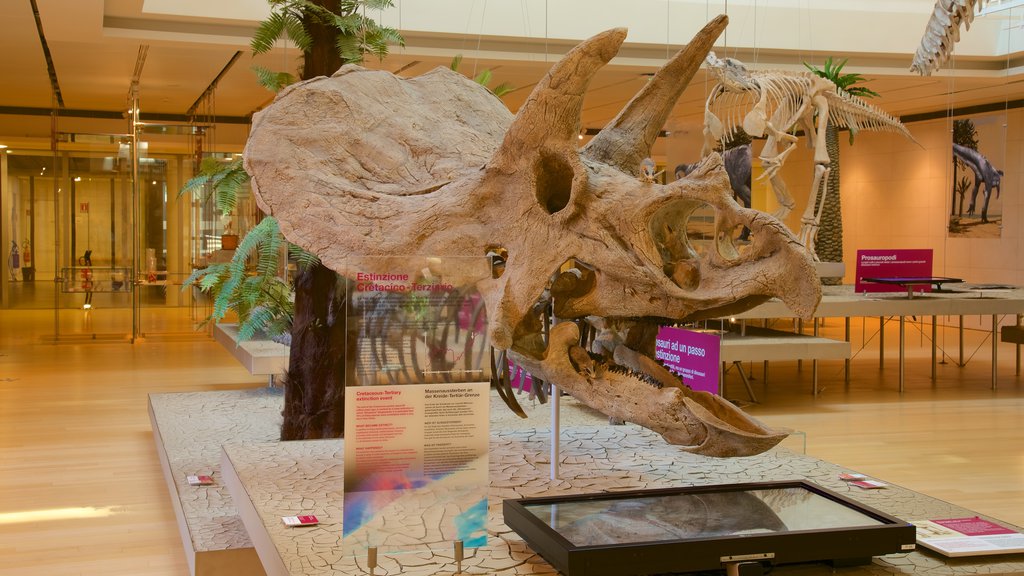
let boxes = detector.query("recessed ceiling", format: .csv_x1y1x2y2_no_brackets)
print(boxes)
1,0,1022,153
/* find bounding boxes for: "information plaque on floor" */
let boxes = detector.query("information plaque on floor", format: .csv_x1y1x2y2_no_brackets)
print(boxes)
913,517,1024,557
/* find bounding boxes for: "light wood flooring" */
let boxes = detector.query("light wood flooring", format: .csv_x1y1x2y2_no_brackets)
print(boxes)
0,309,1022,575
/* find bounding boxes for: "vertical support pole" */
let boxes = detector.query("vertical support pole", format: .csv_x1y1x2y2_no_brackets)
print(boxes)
550,383,560,480
931,315,938,382
797,319,803,371
812,319,820,396
455,540,464,575
130,83,141,343
899,316,905,393
879,316,885,369
763,360,769,387
1016,314,1021,377
959,315,965,366
844,317,851,385
0,149,9,309
992,314,999,390
367,547,378,576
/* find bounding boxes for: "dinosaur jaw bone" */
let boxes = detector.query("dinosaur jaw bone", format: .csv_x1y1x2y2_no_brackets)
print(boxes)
510,322,789,458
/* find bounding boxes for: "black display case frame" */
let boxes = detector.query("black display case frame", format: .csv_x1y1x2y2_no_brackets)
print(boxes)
502,480,916,576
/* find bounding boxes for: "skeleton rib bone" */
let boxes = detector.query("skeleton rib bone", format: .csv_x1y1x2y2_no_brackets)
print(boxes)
245,16,821,456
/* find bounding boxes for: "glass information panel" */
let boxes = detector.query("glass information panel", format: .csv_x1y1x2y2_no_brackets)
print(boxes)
342,256,493,556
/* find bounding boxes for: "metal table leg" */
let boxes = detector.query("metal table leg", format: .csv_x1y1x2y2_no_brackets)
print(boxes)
931,315,937,382
880,316,885,369
959,315,964,366
992,314,999,390
844,317,851,386
1017,314,1021,377
732,361,758,403
899,315,905,393
813,319,820,396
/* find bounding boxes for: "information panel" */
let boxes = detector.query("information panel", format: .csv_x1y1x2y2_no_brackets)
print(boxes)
343,381,490,550
341,257,492,555
654,326,721,394
854,249,933,293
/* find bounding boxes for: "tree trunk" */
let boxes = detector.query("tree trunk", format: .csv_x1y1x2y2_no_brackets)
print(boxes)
281,0,350,441
814,124,843,284
280,263,349,440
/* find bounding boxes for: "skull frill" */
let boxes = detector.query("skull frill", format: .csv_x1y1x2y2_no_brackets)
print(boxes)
244,15,821,457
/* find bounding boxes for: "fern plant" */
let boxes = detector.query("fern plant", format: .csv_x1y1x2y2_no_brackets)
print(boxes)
181,0,403,342
449,54,515,97
251,0,403,91
181,157,247,216
180,156,321,341
185,217,320,341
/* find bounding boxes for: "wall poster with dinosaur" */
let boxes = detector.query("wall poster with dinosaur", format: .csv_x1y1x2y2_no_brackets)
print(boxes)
948,113,1007,238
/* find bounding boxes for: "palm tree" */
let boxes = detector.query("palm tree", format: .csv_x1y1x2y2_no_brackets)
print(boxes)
804,58,879,280
184,0,402,441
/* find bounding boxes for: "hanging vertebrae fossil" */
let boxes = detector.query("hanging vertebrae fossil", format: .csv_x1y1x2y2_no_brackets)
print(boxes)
244,16,822,457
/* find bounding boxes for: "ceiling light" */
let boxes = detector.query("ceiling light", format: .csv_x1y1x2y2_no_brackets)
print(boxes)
0,144,7,149
73,176,82,182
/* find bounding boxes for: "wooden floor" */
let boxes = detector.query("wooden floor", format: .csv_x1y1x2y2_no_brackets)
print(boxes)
0,308,1022,575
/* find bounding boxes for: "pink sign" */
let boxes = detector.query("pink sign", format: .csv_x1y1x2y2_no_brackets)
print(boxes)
655,326,721,394
854,249,933,293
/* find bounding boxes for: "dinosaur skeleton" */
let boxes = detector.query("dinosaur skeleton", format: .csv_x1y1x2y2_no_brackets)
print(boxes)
702,53,916,257
244,16,823,457
912,0,990,76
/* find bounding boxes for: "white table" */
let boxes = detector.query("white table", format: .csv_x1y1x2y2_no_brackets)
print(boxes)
727,285,1024,392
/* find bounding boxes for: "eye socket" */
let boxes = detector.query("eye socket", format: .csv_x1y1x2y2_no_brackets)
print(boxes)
485,246,508,279
534,151,574,215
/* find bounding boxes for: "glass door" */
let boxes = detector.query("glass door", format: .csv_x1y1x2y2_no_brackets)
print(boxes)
52,135,135,340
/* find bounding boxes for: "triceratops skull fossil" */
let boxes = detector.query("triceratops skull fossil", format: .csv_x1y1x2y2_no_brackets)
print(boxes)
243,15,821,457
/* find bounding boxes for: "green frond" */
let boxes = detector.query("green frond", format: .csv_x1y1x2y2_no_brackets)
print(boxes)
375,26,404,48
473,69,493,87
283,12,312,52
362,0,396,10
804,57,878,99
490,81,515,97
332,13,362,35
336,34,363,64
238,306,276,341
214,167,249,214
198,268,227,291
252,65,296,93
252,11,288,54
450,54,463,72
288,243,320,271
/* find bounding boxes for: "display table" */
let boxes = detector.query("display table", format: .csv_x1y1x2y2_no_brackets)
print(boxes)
221,426,1024,576
720,326,850,398
728,285,1024,392
861,277,964,299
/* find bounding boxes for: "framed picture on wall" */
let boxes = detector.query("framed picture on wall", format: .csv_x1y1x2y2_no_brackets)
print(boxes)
948,113,1006,238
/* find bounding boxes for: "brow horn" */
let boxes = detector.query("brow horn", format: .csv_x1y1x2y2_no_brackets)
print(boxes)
489,28,627,173
583,15,728,175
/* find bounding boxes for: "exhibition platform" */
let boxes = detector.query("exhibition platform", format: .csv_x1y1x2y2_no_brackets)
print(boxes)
152,388,1024,576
